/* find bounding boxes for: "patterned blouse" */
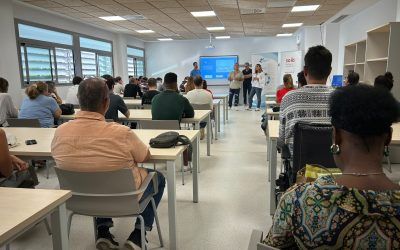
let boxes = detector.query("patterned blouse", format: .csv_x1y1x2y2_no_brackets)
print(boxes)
264,175,400,249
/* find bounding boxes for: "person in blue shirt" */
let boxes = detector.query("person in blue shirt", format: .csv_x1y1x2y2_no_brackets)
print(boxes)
190,62,201,78
19,82,62,128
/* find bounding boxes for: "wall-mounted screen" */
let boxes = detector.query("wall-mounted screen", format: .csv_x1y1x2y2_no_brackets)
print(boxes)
199,56,238,82
331,75,343,88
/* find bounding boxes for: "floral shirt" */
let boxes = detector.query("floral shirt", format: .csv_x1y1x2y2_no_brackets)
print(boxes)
265,175,400,249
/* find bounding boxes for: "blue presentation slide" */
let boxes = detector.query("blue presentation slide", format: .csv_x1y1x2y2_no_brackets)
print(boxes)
200,56,238,80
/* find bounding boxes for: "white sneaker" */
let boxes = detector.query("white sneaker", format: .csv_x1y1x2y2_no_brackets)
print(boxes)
246,108,252,111
255,108,261,111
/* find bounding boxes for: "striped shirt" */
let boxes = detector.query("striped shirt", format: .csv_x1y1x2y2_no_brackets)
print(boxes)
279,85,334,152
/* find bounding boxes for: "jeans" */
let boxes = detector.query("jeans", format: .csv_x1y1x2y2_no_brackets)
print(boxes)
248,87,262,109
228,88,240,107
96,169,166,234
242,82,252,105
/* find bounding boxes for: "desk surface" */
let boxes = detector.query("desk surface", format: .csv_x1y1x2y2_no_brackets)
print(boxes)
266,108,279,115
213,94,228,99
213,99,220,105
0,187,71,245
123,99,142,105
4,128,199,160
265,100,277,105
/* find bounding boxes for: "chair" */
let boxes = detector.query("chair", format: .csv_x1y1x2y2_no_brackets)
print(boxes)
190,103,214,141
7,118,40,128
140,120,191,185
54,167,163,250
248,230,279,250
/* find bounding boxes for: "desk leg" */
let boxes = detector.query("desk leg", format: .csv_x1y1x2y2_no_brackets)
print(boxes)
222,99,226,124
269,139,277,215
217,103,221,132
166,160,177,250
207,114,211,156
51,203,69,250
193,134,199,202
225,97,229,122
214,107,218,140
267,137,271,182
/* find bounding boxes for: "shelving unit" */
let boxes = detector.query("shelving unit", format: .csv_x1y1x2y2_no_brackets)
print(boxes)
343,40,365,81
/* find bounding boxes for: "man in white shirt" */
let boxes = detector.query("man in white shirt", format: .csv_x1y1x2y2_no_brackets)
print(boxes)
65,76,82,105
186,76,213,139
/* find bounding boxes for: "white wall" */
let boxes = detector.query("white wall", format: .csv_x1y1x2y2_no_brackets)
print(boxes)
145,36,298,93
337,0,398,74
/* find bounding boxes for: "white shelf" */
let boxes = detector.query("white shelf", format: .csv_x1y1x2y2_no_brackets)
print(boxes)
366,57,388,62
344,63,355,66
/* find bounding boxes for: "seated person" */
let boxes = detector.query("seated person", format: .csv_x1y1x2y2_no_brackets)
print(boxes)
276,74,294,104
152,72,194,121
19,82,62,128
279,45,334,154
265,84,400,249
297,70,307,88
184,76,195,93
46,81,63,105
113,76,125,95
124,77,143,99
65,76,82,105
374,72,394,91
202,80,213,97
104,77,130,121
344,71,360,86
186,76,212,140
0,128,31,187
51,78,165,249
156,77,164,91
0,77,18,127
179,77,188,93
141,78,159,105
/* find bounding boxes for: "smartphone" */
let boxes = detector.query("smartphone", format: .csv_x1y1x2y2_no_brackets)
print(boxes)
25,140,37,145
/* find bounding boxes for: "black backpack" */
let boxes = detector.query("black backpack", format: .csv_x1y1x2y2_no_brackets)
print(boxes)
149,131,192,160
60,104,75,115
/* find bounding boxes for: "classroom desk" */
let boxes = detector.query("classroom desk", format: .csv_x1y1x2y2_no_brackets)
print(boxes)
265,100,277,108
4,127,200,250
60,109,212,156
213,94,229,124
0,188,71,249
213,99,221,135
265,94,275,101
266,121,400,215
123,98,142,109
266,108,279,120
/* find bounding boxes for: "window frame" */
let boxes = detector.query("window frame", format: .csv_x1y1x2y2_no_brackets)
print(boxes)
15,19,114,87
127,45,145,77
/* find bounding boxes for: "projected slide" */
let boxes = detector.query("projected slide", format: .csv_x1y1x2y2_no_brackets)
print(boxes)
200,56,238,80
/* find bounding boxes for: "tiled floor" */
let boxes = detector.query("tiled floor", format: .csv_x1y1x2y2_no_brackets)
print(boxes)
7,107,272,250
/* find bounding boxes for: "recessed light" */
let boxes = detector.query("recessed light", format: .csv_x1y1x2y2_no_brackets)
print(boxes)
99,16,126,21
135,30,155,33
216,36,230,39
206,27,225,31
191,11,216,17
291,5,320,12
276,33,293,37
158,38,173,41
282,23,303,28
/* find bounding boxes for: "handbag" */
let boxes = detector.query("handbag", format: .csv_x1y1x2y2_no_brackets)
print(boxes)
149,131,193,160
60,103,75,115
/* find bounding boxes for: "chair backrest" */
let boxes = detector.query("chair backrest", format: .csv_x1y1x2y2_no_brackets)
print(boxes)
191,103,211,110
292,122,336,182
140,120,180,130
7,118,41,128
54,167,142,217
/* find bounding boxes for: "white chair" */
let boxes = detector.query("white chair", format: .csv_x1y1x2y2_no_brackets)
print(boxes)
140,120,192,185
190,103,214,142
54,167,163,250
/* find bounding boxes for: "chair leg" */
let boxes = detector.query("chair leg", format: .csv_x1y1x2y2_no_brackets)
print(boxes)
181,154,185,186
151,198,163,247
93,217,98,242
138,216,146,250
67,213,74,237
44,218,52,235
45,161,49,179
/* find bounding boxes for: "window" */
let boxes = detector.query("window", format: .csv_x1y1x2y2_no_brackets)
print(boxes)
80,37,113,77
127,46,145,77
55,48,74,83
18,24,73,46
81,51,97,78
25,46,53,82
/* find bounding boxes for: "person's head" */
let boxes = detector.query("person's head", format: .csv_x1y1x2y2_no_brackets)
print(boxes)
194,76,203,88
147,78,157,90
129,77,138,85
202,80,208,90
244,62,250,70
346,71,360,86
72,76,83,86
78,78,109,115
374,72,394,91
101,74,113,80
45,81,56,94
105,77,115,91
329,84,399,169
26,82,48,99
234,63,239,71
297,71,307,87
283,74,294,89
128,75,134,79
255,64,263,73
304,45,332,84
114,76,123,84
0,77,9,93
156,77,162,83
193,62,198,70
164,72,178,91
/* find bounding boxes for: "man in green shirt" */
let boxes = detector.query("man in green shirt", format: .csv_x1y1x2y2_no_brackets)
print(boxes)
151,72,194,121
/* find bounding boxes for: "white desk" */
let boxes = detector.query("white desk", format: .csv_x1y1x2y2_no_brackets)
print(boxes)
213,94,229,124
265,100,277,108
60,109,212,156
265,94,275,101
4,127,200,250
213,99,221,137
266,108,279,120
123,99,142,109
0,188,71,249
